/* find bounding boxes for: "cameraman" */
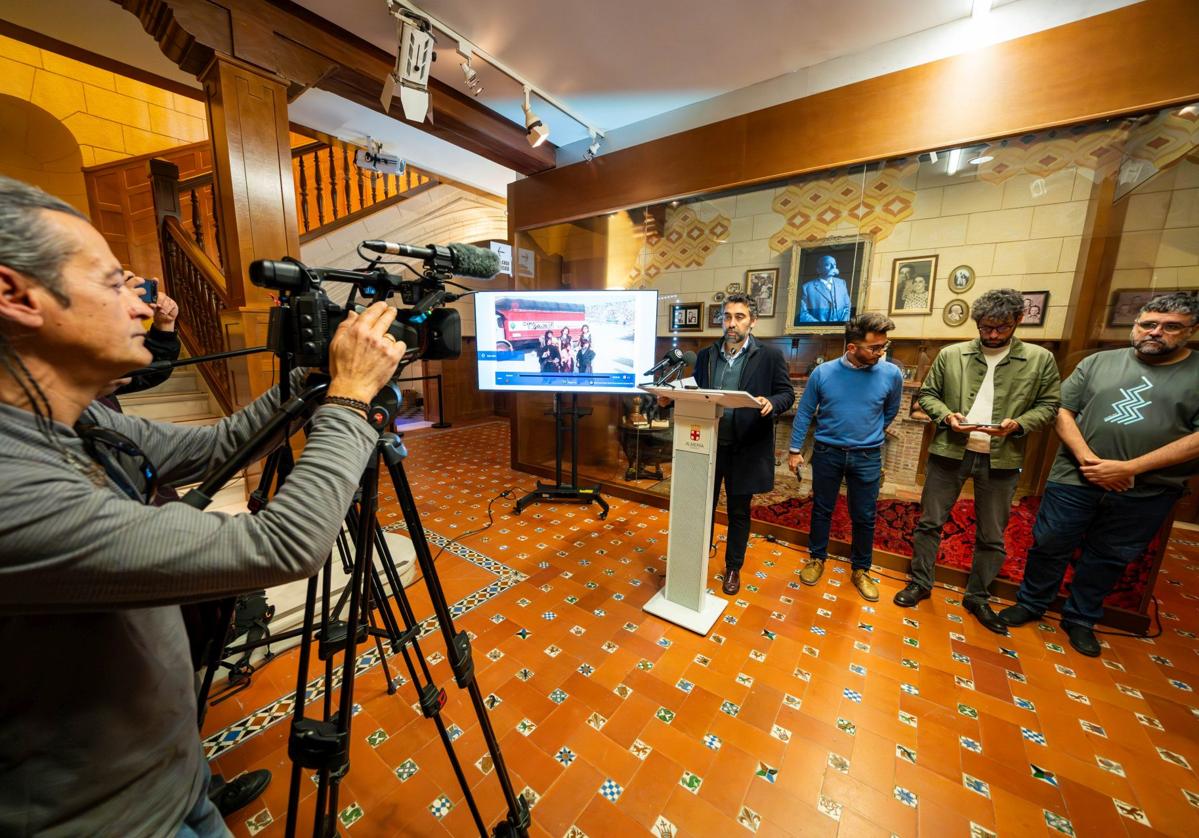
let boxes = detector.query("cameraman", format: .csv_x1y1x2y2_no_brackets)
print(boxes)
0,176,405,836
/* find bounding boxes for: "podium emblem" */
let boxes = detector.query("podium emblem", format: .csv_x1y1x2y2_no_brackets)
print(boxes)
676,422,712,455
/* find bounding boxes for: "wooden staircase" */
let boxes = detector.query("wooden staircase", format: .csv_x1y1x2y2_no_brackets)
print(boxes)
83,133,440,417
118,363,223,426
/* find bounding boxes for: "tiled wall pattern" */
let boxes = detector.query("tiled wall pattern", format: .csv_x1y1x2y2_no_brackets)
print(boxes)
618,111,1198,344
0,33,208,169
627,206,732,283
769,163,918,253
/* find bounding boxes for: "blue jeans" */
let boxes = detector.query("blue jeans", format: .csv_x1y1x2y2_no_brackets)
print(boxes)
1016,481,1180,628
808,443,882,570
177,761,231,838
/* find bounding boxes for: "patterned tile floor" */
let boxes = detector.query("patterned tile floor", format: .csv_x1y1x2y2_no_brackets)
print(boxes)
205,421,1199,837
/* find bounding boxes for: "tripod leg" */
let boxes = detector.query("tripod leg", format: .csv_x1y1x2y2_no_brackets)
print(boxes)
384,451,530,838
283,569,322,838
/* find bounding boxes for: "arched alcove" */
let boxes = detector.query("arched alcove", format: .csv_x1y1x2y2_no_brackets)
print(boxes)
0,95,89,215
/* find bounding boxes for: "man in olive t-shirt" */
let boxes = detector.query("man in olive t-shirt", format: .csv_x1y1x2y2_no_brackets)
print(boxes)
999,292,1199,656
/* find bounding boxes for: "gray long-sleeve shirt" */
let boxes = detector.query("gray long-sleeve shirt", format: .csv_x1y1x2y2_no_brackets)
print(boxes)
0,378,377,837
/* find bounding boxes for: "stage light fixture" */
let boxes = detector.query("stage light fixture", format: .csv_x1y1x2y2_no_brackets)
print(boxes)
381,10,435,123
583,130,601,161
523,86,549,148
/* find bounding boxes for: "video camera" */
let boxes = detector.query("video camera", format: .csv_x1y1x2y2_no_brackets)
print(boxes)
249,240,499,369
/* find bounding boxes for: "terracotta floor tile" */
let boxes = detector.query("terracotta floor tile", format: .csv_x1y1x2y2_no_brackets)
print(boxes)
848,729,898,796
992,786,1058,837
611,749,684,829
659,783,744,836
819,771,918,836
573,792,657,838
195,423,1199,838
694,742,759,819
524,758,604,837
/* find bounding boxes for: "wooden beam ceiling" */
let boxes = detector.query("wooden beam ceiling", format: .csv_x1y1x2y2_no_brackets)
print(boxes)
115,0,556,175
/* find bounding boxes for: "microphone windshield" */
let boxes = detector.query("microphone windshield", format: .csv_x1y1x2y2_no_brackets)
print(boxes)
681,351,697,366
448,243,501,279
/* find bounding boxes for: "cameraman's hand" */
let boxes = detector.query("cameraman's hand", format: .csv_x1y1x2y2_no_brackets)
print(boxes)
327,302,406,403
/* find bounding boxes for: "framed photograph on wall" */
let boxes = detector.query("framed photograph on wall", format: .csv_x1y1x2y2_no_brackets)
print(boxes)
1108,288,1159,327
1020,290,1050,327
948,264,975,294
889,255,938,315
707,303,724,328
784,235,873,335
745,268,779,318
942,298,970,328
671,302,703,332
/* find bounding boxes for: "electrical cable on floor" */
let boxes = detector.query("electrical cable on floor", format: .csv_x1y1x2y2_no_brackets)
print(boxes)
754,532,1163,639
400,486,535,587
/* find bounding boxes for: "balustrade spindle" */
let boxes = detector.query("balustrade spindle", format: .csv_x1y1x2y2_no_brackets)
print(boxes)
211,189,223,271
342,145,352,213
370,170,378,204
313,151,325,227
328,146,338,221
356,165,364,210
190,190,202,247
298,155,310,232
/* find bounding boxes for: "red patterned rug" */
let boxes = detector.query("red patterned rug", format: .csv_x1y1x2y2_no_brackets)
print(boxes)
751,495,1157,610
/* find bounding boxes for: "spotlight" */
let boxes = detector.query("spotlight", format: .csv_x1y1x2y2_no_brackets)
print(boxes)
946,147,962,175
458,43,483,97
522,86,549,148
381,10,434,123
584,130,601,162
460,60,483,97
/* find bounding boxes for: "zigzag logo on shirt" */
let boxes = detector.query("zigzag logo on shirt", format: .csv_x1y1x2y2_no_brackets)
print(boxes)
1104,376,1153,425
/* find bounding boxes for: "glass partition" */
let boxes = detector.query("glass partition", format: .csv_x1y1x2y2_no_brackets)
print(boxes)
512,102,1199,525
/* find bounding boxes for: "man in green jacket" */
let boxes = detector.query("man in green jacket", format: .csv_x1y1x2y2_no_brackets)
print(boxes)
894,289,1061,634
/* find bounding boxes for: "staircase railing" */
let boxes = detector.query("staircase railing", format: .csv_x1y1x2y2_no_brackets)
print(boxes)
292,141,437,242
149,159,235,414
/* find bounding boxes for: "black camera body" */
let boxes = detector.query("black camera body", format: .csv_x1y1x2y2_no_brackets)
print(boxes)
250,259,461,370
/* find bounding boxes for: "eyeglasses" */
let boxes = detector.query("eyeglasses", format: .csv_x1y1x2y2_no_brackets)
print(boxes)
1133,320,1192,334
75,422,159,504
863,341,892,355
977,322,1016,335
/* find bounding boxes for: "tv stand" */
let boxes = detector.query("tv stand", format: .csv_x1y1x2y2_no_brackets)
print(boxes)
514,393,609,519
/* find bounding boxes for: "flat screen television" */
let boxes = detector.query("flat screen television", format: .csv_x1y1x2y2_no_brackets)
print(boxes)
474,290,660,393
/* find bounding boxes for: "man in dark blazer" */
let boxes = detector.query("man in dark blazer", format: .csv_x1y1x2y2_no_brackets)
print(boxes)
694,293,795,595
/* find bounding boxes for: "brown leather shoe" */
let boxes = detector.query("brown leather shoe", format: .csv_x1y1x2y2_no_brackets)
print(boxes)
851,569,879,602
722,567,740,595
799,558,825,586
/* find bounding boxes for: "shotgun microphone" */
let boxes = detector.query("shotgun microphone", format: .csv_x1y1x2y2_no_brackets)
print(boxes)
360,240,500,279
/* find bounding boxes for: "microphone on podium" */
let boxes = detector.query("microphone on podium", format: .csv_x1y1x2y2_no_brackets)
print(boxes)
654,350,696,386
644,347,686,378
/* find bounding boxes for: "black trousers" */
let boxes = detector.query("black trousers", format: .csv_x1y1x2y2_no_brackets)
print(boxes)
711,444,754,571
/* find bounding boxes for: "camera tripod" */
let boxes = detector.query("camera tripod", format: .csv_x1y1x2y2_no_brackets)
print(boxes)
184,378,529,838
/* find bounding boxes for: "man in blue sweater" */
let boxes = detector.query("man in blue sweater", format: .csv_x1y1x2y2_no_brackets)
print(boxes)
787,313,903,600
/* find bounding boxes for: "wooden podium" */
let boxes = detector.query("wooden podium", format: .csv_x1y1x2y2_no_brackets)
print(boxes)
640,385,761,634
